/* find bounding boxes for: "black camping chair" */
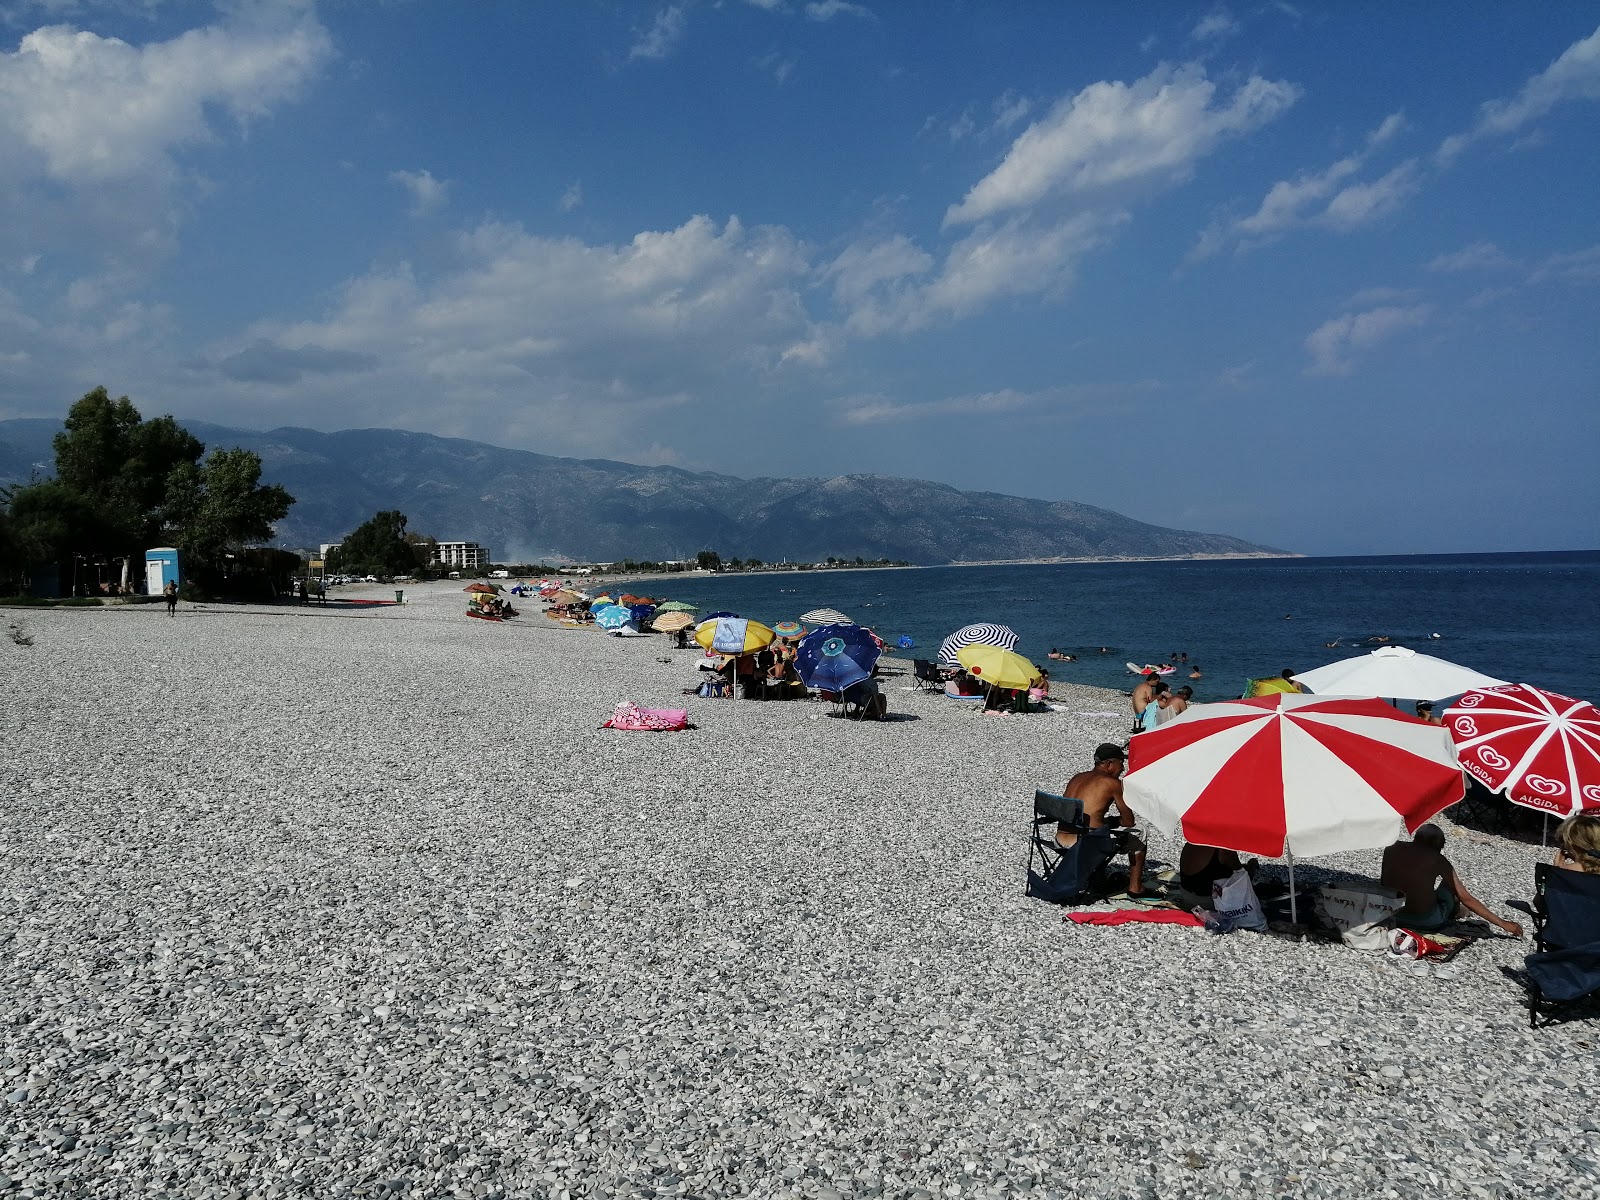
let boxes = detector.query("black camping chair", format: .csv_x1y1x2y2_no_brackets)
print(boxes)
1524,862,1600,1027
1026,790,1117,905
912,659,943,692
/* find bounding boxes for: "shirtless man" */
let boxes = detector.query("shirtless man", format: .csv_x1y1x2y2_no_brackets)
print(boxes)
1059,743,1149,897
1380,824,1523,936
1168,685,1193,717
1130,672,1159,732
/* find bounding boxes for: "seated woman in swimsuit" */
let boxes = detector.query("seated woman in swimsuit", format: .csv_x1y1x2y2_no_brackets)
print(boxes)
1554,813,1600,873
1178,843,1254,895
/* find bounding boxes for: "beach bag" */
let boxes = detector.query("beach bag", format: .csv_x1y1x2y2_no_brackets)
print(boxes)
1388,927,1450,961
1201,869,1267,932
1315,883,1405,949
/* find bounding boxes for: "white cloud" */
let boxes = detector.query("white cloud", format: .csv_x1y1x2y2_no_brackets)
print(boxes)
178,214,826,450
1190,113,1412,258
1437,24,1600,163
1191,8,1239,43
991,90,1031,130
755,51,795,84
560,180,583,212
0,8,330,284
1303,304,1430,376
829,213,1123,336
945,63,1298,227
839,388,1033,426
389,168,449,216
1320,160,1421,229
628,6,686,62
836,381,1154,426
805,1,872,21
1529,243,1600,285
1342,286,1423,309
0,12,331,184
1426,241,1515,273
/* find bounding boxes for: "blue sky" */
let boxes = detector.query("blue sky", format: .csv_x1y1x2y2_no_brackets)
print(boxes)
1,1,1596,556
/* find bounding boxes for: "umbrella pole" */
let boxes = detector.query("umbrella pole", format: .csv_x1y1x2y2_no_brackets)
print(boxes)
1543,815,1549,848
1287,850,1298,927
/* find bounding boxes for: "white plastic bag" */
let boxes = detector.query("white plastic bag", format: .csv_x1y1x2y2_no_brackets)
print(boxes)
1314,884,1404,949
1199,868,1267,932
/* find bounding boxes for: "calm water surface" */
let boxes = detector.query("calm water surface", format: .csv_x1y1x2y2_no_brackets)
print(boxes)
616,551,1599,703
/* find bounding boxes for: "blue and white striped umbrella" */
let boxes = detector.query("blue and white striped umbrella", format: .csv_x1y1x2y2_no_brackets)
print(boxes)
938,622,1019,668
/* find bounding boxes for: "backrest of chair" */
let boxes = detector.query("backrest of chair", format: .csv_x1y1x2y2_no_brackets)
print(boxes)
914,658,937,679
1539,860,1600,949
1033,789,1086,833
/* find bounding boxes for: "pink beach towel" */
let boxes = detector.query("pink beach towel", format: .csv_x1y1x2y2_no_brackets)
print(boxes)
602,702,691,731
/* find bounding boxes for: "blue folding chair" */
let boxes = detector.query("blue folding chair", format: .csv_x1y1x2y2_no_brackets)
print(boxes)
1026,790,1117,904
1524,862,1600,1027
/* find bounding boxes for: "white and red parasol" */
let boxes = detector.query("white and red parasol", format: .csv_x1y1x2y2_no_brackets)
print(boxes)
1443,685,1600,817
1124,693,1465,859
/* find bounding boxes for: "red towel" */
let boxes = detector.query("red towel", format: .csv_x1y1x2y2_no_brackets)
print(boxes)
1066,909,1205,928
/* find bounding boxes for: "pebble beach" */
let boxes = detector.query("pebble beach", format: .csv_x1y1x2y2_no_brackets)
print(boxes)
1,580,1594,1200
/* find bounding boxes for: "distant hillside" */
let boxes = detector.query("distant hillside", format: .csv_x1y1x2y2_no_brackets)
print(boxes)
0,417,1290,565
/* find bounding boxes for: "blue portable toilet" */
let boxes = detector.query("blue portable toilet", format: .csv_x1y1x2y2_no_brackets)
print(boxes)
145,547,180,595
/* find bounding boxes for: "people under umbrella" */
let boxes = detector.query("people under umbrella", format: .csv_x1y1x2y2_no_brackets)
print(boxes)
1033,675,1600,1014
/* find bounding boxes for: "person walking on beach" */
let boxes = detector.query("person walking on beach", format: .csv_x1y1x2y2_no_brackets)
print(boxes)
163,580,177,617
1380,825,1522,937
1130,672,1159,732
1061,743,1150,899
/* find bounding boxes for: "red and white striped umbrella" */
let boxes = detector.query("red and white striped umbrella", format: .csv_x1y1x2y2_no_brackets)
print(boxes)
1124,693,1464,859
1443,685,1600,817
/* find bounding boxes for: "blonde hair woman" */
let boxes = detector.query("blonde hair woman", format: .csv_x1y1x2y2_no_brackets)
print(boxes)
1554,813,1600,874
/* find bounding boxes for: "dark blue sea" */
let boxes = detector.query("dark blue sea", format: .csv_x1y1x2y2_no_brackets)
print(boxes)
619,551,1599,703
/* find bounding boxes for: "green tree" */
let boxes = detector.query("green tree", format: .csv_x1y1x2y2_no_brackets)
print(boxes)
164,448,293,567
51,388,204,549
329,510,418,576
695,549,722,571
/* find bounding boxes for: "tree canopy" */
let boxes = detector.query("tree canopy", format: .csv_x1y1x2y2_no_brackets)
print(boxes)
0,387,294,592
328,510,421,577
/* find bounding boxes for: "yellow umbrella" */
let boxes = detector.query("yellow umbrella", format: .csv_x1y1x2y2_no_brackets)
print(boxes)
956,643,1041,690
695,617,776,655
1246,675,1301,697
590,594,614,606
652,611,696,633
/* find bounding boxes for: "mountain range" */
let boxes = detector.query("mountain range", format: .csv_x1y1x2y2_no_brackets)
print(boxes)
0,417,1289,565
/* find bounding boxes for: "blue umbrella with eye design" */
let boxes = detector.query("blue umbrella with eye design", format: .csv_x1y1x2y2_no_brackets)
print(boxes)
795,623,881,693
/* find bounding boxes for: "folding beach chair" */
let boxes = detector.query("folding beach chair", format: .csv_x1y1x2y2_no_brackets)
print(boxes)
1524,862,1600,1027
1026,790,1117,904
912,659,943,692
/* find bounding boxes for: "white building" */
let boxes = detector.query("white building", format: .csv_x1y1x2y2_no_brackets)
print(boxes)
435,541,490,569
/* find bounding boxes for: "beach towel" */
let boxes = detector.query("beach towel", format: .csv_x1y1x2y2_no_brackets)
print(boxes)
601,702,691,731
1066,910,1205,928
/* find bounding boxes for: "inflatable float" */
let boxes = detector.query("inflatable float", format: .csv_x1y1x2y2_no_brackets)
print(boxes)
1126,661,1177,676
943,684,986,701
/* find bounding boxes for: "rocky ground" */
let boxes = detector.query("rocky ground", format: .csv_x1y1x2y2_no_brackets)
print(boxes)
0,582,1593,1199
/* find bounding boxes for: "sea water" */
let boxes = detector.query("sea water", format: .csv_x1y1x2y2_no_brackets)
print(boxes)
617,551,1599,703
